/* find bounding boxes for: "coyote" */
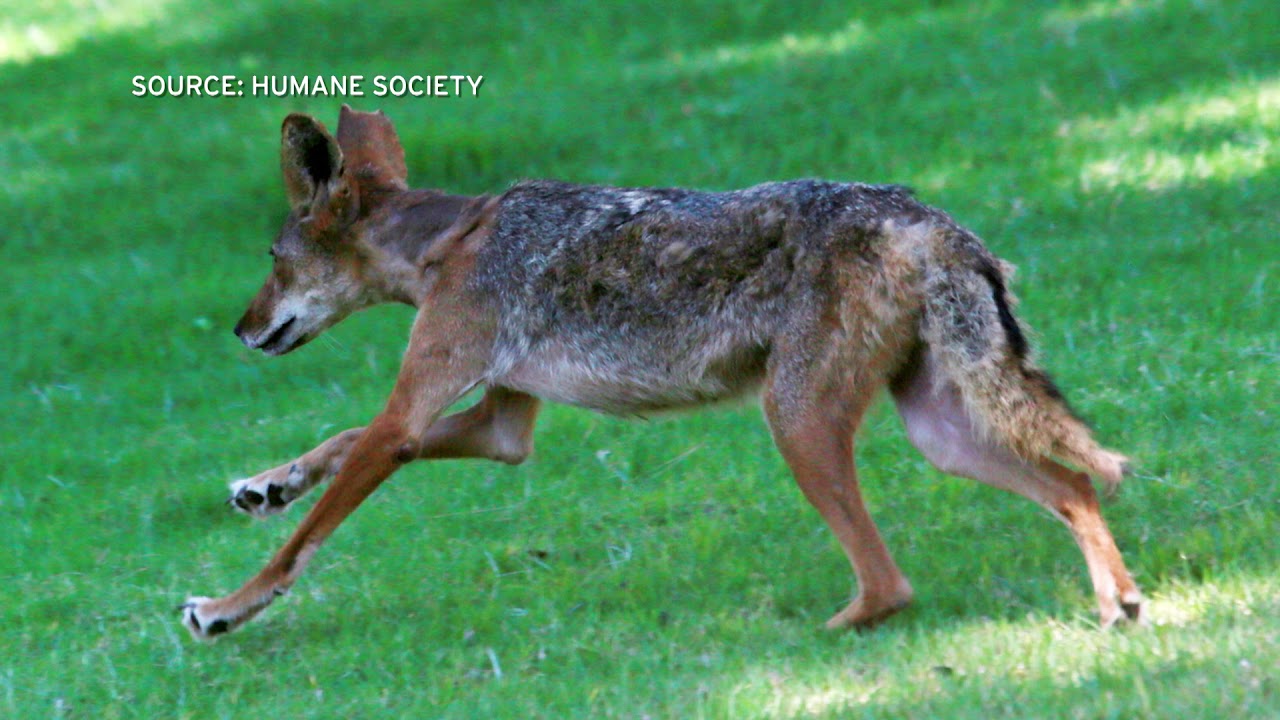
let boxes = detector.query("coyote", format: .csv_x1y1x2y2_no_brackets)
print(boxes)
180,106,1141,639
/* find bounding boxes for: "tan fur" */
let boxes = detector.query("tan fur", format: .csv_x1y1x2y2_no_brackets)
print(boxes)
914,224,1128,489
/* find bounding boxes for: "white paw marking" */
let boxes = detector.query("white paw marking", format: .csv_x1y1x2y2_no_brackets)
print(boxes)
228,468,301,518
179,596,232,641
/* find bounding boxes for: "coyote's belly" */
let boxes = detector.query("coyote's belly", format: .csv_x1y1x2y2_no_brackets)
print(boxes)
493,333,770,414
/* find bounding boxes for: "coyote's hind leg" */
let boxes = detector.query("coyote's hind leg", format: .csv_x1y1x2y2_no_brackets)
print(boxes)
764,370,914,631
891,352,1142,626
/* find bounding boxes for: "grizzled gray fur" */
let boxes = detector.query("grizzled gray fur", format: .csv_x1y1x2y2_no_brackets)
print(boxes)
475,179,959,413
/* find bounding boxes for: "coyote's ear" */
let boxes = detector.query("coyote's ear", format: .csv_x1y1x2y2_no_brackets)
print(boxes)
281,113,344,211
335,104,408,190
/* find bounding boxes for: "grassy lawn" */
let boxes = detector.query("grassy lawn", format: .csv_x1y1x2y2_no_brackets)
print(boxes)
2,0,1277,717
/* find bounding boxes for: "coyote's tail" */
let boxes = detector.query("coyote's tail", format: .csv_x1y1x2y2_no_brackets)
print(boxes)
919,227,1129,490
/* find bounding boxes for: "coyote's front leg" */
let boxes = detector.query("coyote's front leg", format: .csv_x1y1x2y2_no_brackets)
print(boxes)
228,387,540,517
229,428,366,517
182,304,511,639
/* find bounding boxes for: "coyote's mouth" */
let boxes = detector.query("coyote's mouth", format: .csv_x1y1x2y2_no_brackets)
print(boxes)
257,316,298,355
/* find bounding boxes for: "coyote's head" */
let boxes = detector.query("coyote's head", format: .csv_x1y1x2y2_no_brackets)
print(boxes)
234,105,410,355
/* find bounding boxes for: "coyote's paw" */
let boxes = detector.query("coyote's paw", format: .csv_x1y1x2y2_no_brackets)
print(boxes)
824,580,915,632
1099,588,1145,629
228,464,306,518
179,597,234,640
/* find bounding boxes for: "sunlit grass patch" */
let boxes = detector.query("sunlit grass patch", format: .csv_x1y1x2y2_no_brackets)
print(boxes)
1069,78,1280,191
627,20,871,80
1080,142,1274,192
0,0,172,64
1042,0,1167,32
724,573,1280,718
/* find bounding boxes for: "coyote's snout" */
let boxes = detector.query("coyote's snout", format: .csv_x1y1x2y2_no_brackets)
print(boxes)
230,215,363,357
181,106,1142,640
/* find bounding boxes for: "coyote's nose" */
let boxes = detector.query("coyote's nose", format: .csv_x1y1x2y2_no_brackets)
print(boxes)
233,319,246,340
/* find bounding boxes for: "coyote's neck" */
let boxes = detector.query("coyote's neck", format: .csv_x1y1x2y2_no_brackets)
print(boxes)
363,188,486,307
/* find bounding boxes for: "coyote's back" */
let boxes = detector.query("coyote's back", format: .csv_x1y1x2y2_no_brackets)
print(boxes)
473,179,941,413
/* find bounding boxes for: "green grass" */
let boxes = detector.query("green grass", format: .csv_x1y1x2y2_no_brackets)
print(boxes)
1,0,1277,717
